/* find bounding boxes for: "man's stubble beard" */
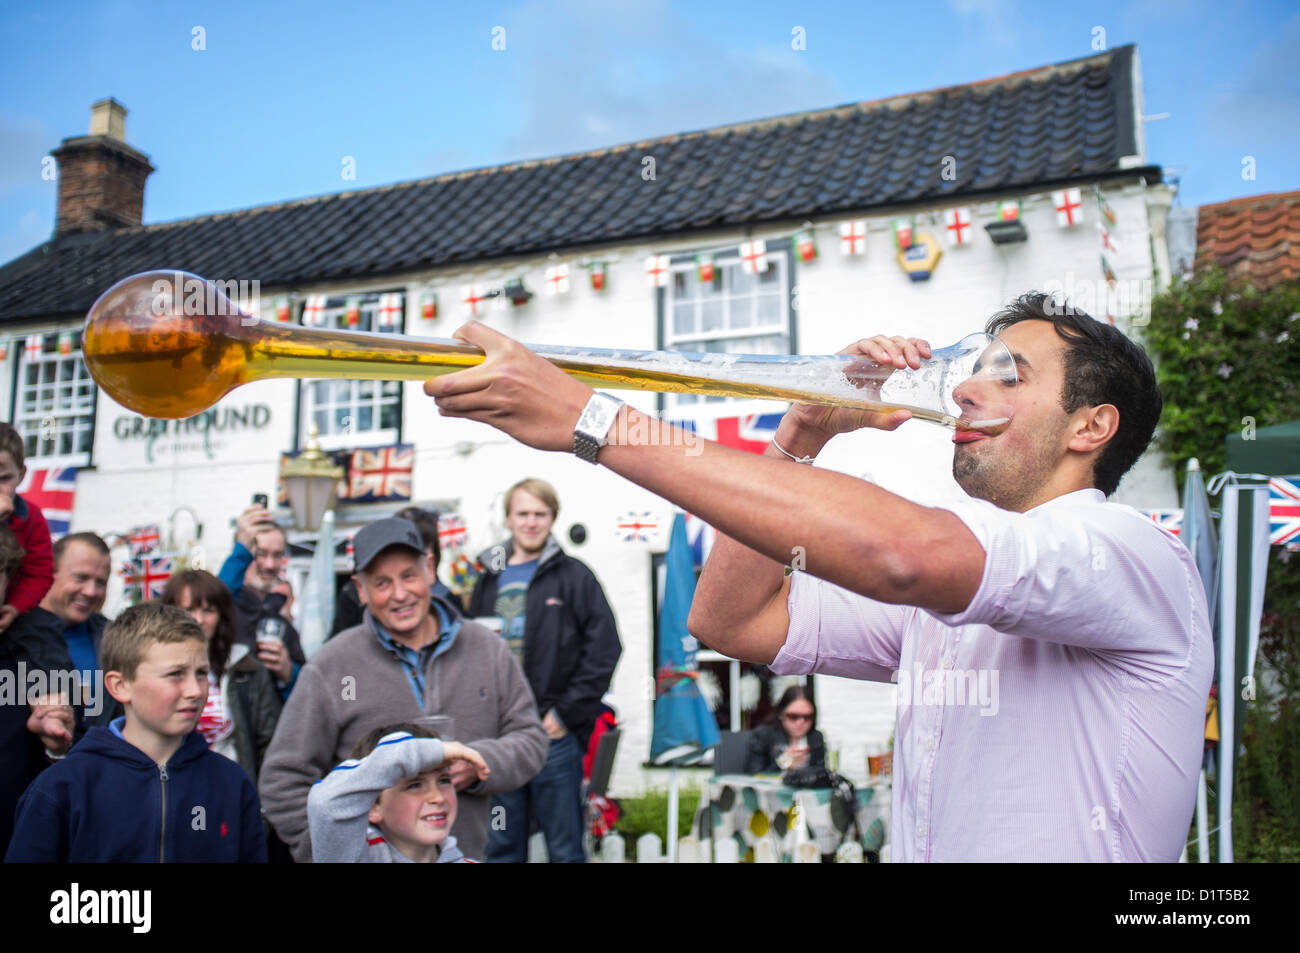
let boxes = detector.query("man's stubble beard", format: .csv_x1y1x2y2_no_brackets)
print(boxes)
952,431,1058,513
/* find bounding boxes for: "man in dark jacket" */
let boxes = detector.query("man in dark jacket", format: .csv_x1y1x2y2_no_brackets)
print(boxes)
38,532,121,735
468,478,621,863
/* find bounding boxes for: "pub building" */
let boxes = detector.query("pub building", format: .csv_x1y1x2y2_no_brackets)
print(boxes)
0,46,1182,796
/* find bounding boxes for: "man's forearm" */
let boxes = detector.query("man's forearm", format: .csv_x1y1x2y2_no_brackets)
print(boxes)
599,407,982,614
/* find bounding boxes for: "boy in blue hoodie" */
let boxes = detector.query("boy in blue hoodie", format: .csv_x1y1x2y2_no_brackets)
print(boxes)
5,602,267,862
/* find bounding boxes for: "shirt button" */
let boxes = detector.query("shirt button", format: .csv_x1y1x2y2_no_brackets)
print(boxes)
916,823,927,837
925,735,937,751
941,655,954,669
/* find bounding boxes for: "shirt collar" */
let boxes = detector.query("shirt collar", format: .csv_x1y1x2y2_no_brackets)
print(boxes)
1026,488,1106,513
372,599,460,660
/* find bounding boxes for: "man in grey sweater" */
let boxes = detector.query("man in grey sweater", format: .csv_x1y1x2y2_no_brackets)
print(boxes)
259,518,548,861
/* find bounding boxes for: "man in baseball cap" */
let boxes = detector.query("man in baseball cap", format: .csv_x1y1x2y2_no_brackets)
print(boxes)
260,516,546,862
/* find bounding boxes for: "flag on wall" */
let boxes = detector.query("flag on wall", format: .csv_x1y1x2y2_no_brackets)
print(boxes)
346,444,414,502
438,512,468,553
839,220,867,256
123,553,173,601
127,523,163,556
738,240,769,275
645,256,670,288
16,467,77,538
944,207,972,246
377,293,404,328
1269,476,1300,548
544,264,571,295
892,218,915,250
302,294,328,325
791,229,817,262
1053,188,1084,227
420,290,438,320
695,253,715,283
587,261,608,291
667,412,785,566
1142,509,1183,537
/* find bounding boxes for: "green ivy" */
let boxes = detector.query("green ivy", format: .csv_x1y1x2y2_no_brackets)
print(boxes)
1147,267,1300,861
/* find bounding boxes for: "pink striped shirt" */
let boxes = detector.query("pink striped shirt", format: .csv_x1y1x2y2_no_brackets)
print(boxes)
773,488,1213,862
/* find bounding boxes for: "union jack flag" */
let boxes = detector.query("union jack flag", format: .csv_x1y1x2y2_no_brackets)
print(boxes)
668,412,785,566
1269,476,1300,548
1142,509,1183,537
15,467,77,539
438,513,467,552
616,511,659,543
123,554,173,601
346,444,413,502
128,523,162,556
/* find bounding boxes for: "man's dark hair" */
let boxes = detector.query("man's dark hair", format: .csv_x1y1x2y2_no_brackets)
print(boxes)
986,293,1162,497
394,507,441,572
52,531,110,569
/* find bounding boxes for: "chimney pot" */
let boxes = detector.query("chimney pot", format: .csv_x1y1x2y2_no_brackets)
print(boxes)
89,97,128,141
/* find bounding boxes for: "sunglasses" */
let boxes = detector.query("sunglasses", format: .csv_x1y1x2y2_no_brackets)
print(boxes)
782,712,814,723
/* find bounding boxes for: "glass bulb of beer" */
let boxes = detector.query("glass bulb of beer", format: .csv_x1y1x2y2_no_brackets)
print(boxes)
82,270,1016,431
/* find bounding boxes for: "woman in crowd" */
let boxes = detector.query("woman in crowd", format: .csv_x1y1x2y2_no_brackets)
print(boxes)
744,685,826,775
160,570,282,783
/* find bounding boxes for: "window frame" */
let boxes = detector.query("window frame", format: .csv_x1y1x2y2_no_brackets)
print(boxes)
294,292,406,452
656,245,799,417
11,331,97,469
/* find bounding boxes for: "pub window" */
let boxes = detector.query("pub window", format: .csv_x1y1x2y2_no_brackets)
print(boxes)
295,293,403,450
662,250,792,410
14,333,95,466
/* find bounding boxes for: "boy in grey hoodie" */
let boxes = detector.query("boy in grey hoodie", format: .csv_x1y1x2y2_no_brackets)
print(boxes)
308,724,489,863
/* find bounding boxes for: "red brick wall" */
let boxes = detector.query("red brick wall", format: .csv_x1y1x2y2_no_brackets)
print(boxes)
54,140,153,234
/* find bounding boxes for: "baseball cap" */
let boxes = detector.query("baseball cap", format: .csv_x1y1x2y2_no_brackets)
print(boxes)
352,517,426,573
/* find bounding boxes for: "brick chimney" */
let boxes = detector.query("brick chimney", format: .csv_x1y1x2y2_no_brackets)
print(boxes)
52,98,154,234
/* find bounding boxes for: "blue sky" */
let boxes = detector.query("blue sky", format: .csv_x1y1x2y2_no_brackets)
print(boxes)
1,0,1297,265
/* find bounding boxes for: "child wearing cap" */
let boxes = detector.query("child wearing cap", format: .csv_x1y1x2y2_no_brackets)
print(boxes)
308,723,488,863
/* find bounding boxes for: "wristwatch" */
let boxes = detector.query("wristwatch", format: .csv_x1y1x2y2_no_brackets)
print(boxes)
573,392,625,464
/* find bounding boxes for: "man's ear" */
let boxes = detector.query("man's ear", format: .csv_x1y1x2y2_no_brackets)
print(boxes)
105,670,131,705
1069,403,1119,455
352,575,368,607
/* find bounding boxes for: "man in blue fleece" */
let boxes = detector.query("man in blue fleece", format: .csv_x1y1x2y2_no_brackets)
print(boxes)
5,602,266,862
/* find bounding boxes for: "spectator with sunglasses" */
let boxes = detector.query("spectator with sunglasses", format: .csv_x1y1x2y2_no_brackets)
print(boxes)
744,686,825,775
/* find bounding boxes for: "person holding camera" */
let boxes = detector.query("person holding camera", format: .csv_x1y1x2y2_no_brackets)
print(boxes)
217,499,305,700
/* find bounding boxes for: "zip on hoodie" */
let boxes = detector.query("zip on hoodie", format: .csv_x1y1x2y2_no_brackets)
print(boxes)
158,763,168,863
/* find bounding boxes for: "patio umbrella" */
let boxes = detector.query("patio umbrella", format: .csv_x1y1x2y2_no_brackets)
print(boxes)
650,513,720,861
1206,473,1272,863
296,508,336,659
1180,459,1216,862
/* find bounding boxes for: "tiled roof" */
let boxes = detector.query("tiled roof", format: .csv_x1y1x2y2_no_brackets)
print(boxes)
1195,190,1300,289
0,45,1152,323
